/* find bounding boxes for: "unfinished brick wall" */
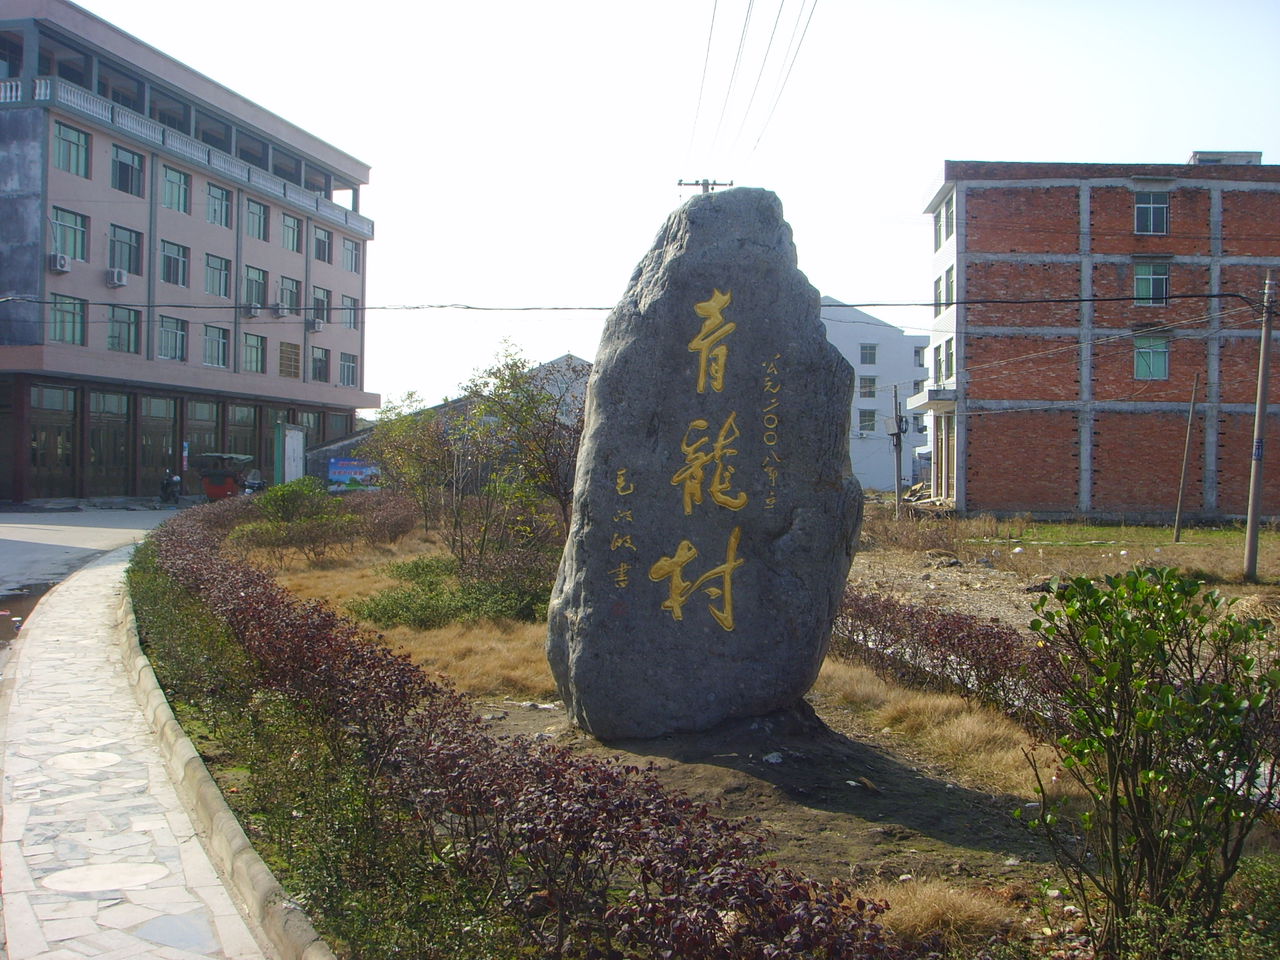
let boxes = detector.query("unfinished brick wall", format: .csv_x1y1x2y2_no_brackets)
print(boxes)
1222,190,1280,256
966,261,1081,326
1090,336,1207,403
965,186,1079,254
1091,411,1204,512
966,335,1079,402
1216,335,1280,405
1215,413,1280,514
965,410,1079,512
1090,261,1212,329
1090,186,1211,256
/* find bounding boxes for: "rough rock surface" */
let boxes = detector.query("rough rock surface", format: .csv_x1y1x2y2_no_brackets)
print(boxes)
547,188,862,739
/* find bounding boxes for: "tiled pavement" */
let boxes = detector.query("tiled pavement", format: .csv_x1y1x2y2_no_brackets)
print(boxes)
0,547,270,960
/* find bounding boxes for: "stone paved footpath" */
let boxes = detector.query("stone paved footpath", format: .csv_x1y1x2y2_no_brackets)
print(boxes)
1,546,270,960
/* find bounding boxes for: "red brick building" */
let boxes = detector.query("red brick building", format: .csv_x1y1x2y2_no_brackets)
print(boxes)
910,154,1280,521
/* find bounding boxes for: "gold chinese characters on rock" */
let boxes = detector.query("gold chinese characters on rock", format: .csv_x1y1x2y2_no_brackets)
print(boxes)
645,288,774,633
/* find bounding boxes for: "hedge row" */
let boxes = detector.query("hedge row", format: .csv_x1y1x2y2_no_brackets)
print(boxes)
145,499,908,959
830,585,1057,721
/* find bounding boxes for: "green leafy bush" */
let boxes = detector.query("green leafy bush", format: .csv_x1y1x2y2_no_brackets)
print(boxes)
1025,568,1280,957
349,550,555,627
255,475,335,524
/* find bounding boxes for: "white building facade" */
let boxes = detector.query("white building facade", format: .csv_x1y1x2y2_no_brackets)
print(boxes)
821,298,929,493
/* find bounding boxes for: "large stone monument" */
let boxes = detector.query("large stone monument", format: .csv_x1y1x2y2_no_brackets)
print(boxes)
547,188,862,740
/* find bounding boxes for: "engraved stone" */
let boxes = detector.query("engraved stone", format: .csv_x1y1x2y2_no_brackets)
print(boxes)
547,187,862,739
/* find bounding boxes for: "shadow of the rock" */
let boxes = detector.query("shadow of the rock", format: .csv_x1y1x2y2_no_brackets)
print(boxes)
597,701,1045,863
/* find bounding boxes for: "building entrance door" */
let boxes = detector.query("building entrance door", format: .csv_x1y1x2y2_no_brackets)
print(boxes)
28,385,77,499
87,391,131,496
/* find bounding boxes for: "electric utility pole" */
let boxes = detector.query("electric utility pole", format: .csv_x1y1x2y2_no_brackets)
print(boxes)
677,178,734,194
1243,271,1275,582
890,385,907,519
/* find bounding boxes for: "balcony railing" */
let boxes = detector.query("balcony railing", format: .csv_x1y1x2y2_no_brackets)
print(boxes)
8,76,373,239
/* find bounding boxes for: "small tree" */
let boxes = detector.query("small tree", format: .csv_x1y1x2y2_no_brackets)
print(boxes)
1026,568,1280,957
464,347,588,537
356,393,452,532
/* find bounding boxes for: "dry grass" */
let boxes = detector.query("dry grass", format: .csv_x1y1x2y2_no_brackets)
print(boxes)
861,501,1280,588
858,877,1015,951
815,661,1045,796
270,526,556,700
381,619,555,699
813,659,890,710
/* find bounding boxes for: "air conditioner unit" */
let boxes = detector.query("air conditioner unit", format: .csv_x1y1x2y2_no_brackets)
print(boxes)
48,252,70,273
243,302,261,318
271,302,288,318
105,267,128,288
307,317,325,333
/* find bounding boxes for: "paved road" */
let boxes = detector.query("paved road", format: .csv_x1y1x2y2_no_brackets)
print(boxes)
0,506,175,596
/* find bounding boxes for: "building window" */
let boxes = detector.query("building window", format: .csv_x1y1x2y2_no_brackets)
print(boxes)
280,276,300,314
339,352,358,387
49,294,86,345
282,214,301,253
246,199,269,241
109,225,142,275
313,226,332,263
944,194,955,239
933,345,943,383
244,266,267,307
279,342,301,378
52,208,88,261
243,333,266,373
298,410,321,441
944,265,955,307
858,376,876,399
933,277,943,317
944,337,955,380
1135,262,1170,305
205,254,230,298
107,306,139,353
313,286,330,326
111,146,144,196
1135,191,1169,235
207,184,231,227
858,409,877,433
341,294,359,329
859,343,877,366
160,241,189,286
162,166,190,213
158,317,187,360
310,346,330,382
1134,335,1170,380
932,209,943,251
913,414,926,434
203,325,229,367
54,122,90,177
913,379,925,394
913,345,925,367
342,237,361,273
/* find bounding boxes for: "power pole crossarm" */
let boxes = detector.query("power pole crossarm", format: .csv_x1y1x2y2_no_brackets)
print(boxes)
678,178,734,194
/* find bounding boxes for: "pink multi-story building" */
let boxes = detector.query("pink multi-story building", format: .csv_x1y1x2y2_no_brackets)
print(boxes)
0,0,378,501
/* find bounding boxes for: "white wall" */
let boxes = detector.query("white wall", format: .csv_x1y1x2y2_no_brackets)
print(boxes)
821,298,929,492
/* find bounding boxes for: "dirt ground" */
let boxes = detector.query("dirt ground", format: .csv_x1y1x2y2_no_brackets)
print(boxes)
478,546,1059,894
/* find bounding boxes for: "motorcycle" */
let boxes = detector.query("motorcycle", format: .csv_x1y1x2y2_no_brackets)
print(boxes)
159,469,183,504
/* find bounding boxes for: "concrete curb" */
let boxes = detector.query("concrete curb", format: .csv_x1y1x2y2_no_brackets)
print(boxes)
116,578,338,960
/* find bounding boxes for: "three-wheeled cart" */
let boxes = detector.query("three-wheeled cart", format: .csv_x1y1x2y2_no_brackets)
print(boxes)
194,453,257,501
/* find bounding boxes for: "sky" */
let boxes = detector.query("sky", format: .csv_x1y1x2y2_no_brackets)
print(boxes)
69,0,1280,412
